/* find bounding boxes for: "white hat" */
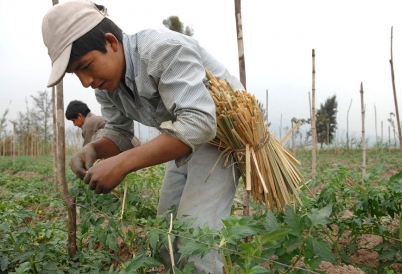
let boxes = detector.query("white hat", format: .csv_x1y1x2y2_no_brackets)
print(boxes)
42,0,107,87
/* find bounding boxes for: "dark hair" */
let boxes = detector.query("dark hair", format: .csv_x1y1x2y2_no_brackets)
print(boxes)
69,14,123,62
65,100,91,120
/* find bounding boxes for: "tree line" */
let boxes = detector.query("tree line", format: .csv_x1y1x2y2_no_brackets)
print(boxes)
1,90,53,156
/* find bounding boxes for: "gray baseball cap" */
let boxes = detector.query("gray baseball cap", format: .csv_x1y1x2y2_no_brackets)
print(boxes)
42,0,107,87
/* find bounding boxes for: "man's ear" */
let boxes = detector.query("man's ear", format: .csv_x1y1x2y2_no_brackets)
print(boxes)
105,33,119,52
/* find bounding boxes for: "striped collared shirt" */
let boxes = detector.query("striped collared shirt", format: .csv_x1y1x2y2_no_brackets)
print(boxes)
95,28,243,166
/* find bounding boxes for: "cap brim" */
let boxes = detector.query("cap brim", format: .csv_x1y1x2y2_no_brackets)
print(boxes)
47,44,72,87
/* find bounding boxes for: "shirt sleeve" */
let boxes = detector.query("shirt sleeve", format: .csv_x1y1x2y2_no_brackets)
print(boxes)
81,115,104,146
82,129,92,146
146,35,217,160
94,91,135,152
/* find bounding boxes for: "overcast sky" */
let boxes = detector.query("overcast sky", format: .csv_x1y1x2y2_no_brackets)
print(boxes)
1,0,401,146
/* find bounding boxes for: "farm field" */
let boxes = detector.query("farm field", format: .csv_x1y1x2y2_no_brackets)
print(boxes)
0,148,401,273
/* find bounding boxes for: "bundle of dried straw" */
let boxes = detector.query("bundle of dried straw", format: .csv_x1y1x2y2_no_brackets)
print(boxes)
205,69,307,212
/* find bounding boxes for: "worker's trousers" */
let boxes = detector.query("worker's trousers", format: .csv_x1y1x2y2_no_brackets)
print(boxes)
157,143,239,274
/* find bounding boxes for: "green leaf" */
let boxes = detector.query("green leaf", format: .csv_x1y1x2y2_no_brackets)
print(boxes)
389,170,402,187
353,218,362,227
284,237,303,253
303,257,322,270
264,210,281,232
192,227,201,238
12,250,35,263
124,254,160,271
276,247,286,256
304,237,315,259
94,217,105,226
181,261,196,273
400,214,402,242
284,205,303,236
97,229,107,245
1,255,10,271
249,265,272,273
89,216,97,226
13,261,31,274
149,229,159,250
0,223,10,233
377,249,397,260
80,212,90,234
108,218,117,229
45,229,52,238
306,204,332,228
261,228,292,245
311,237,335,263
106,234,119,252
222,226,257,245
179,241,211,259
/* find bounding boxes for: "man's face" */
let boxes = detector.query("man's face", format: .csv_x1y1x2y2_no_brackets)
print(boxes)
71,113,85,128
66,34,124,92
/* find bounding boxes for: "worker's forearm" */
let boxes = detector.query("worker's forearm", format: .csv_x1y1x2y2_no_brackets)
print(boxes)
115,132,191,174
90,138,121,159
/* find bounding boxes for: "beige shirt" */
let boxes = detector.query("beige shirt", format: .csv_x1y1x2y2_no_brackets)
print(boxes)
82,112,106,146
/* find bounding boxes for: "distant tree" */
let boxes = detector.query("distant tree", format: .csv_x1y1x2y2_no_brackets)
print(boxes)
0,108,8,133
289,117,312,147
10,92,53,155
31,90,53,144
305,129,312,147
316,95,338,148
1,108,9,156
162,16,194,36
14,98,35,138
388,112,398,147
12,98,36,155
290,117,309,152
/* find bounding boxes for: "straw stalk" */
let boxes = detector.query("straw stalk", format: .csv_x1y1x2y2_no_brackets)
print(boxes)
206,69,307,212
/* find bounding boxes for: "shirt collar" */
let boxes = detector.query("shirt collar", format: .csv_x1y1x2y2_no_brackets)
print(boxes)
122,33,136,84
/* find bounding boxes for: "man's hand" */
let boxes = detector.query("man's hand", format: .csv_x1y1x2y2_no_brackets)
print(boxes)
69,137,121,185
69,133,191,195
83,157,127,194
69,145,97,179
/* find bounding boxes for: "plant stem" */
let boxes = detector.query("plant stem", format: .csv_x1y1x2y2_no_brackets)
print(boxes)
283,236,309,274
30,255,40,274
322,230,341,254
9,232,16,244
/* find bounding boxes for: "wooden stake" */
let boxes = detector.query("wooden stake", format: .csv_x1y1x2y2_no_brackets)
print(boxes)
374,104,378,153
167,213,175,273
266,89,269,127
245,144,251,191
360,83,366,183
48,0,77,253
235,0,246,89
389,125,391,149
311,49,317,179
381,121,384,153
12,122,16,163
346,99,353,150
52,86,58,192
233,0,249,214
291,120,296,155
389,26,402,163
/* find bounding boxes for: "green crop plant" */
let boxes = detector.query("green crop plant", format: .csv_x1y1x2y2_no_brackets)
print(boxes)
1,152,402,273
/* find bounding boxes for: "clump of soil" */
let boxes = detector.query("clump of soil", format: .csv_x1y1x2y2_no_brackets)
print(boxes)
14,171,38,178
4,170,38,178
317,261,365,274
